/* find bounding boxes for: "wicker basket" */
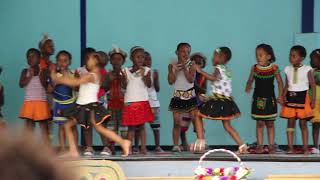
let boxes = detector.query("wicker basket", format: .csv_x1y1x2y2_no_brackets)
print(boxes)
194,149,252,180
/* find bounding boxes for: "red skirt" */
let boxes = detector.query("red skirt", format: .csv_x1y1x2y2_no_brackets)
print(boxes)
122,101,154,126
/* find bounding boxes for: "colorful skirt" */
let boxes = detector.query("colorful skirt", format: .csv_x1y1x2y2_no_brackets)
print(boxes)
53,102,74,124
198,94,240,120
61,102,110,128
168,89,198,112
251,96,277,121
20,101,51,121
281,91,313,120
122,101,154,126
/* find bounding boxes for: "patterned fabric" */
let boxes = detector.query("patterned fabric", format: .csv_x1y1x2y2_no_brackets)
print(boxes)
281,93,313,120
168,96,198,113
312,70,320,123
108,79,125,109
211,65,232,97
24,73,47,101
251,64,278,120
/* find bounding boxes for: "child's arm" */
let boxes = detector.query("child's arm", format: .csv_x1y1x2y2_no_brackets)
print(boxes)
282,75,289,104
39,70,49,89
168,64,177,85
245,66,255,93
19,69,33,88
195,66,220,82
308,70,316,109
120,70,128,89
274,67,284,104
142,69,152,88
153,70,160,92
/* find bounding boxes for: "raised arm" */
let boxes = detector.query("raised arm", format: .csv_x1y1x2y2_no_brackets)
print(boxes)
168,64,177,85
245,66,255,93
183,65,195,83
196,66,220,82
51,67,96,87
19,69,32,88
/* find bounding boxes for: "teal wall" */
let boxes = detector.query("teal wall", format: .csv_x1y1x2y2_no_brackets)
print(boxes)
1,0,312,146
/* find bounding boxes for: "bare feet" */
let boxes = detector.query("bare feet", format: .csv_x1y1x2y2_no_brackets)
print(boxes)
140,147,148,155
303,148,310,155
154,147,165,153
286,148,295,154
256,145,265,154
121,140,131,157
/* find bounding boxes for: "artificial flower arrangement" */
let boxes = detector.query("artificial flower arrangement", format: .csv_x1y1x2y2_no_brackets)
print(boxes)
194,149,252,180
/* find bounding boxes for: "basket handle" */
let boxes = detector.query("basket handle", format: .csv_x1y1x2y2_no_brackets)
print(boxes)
197,149,243,168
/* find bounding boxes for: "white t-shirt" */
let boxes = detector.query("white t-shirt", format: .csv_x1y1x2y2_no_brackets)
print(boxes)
284,65,312,92
124,67,150,103
76,73,100,105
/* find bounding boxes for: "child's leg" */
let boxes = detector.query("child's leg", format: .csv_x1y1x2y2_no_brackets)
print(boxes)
151,108,162,150
64,118,79,156
312,123,320,148
89,112,130,156
222,121,243,146
180,131,188,151
172,112,181,147
127,126,136,152
59,124,66,151
39,121,49,145
287,118,296,152
72,126,79,145
139,124,147,154
83,127,94,153
193,110,204,140
134,129,140,150
256,120,265,146
299,119,309,154
152,128,161,149
25,119,35,132
265,121,275,146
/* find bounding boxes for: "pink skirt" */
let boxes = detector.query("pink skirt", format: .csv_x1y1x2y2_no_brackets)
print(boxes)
122,101,154,126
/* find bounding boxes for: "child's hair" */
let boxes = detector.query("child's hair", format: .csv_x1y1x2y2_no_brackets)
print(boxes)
38,33,52,49
97,51,109,67
144,51,151,58
191,52,207,68
216,47,232,62
87,52,101,65
56,50,72,61
310,49,320,68
291,45,307,58
176,42,191,51
108,46,127,65
82,47,96,56
256,43,276,62
26,48,41,58
130,46,145,60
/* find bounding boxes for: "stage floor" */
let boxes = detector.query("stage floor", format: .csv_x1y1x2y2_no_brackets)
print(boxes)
71,151,320,162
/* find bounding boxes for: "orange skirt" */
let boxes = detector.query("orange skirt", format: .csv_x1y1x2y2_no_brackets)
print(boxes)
281,94,313,120
20,101,51,121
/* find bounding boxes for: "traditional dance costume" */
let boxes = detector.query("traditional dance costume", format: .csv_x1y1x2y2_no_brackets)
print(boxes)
194,72,207,107
52,71,76,124
198,64,240,120
20,70,51,121
311,70,320,123
281,64,313,120
251,64,279,120
107,74,126,133
148,69,161,129
122,67,154,126
169,61,198,112
62,73,110,128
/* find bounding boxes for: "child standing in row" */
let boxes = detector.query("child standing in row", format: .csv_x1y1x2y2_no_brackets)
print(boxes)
194,47,248,153
19,48,51,144
52,50,77,151
309,49,320,153
168,43,200,152
245,44,283,154
281,45,315,154
51,53,130,157
122,46,154,154
104,46,128,154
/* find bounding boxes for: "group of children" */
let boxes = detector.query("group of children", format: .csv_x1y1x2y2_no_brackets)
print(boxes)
1,33,320,157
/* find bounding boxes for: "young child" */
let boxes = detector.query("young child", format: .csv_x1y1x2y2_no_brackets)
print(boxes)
52,50,77,152
50,53,130,157
309,49,320,153
168,43,201,152
75,47,96,156
0,66,5,128
281,45,315,154
96,50,112,155
104,46,128,155
122,46,154,154
194,47,248,154
19,48,51,144
245,44,283,154
138,51,163,152
38,33,55,70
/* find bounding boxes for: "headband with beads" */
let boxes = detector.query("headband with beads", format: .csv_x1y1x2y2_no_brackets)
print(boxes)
108,44,127,59
38,33,52,48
